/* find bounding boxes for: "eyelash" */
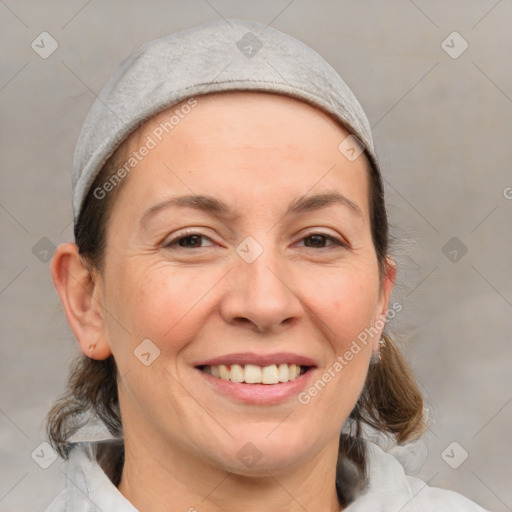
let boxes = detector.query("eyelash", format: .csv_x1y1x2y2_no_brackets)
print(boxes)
163,229,347,250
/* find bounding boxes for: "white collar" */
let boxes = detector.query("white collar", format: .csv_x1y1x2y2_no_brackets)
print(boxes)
48,424,487,512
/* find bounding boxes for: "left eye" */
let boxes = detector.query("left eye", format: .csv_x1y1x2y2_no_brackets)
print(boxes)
297,233,344,249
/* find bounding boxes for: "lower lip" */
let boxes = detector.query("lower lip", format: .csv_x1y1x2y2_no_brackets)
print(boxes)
195,368,316,405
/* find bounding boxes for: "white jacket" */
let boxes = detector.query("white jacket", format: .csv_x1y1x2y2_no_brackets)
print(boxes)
44,430,489,512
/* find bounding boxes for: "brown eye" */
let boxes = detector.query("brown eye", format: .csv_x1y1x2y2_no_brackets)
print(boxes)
299,233,345,249
164,230,215,249
177,235,204,248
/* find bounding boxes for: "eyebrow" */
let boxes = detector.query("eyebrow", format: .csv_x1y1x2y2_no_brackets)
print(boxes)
140,191,364,228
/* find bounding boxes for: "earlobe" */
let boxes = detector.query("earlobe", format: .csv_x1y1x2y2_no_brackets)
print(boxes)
50,243,112,360
372,256,397,352
382,256,397,303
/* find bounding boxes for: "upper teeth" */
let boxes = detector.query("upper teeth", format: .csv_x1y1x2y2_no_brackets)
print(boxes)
203,363,303,384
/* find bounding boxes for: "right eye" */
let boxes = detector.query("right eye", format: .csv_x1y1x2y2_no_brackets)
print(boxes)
163,230,216,249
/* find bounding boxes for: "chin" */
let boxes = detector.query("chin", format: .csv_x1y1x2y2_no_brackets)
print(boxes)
218,448,309,478
203,429,317,476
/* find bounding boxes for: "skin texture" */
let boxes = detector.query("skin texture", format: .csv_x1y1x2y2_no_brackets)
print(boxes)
51,91,395,512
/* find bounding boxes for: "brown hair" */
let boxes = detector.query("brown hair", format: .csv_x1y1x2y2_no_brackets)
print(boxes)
46,115,425,507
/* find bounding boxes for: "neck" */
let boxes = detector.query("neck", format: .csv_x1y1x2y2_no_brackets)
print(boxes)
117,428,343,512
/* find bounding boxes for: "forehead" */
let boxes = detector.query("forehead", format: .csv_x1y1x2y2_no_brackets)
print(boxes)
108,90,371,221
136,90,346,146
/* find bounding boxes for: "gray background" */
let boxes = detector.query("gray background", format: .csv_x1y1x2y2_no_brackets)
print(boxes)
1,1,511,510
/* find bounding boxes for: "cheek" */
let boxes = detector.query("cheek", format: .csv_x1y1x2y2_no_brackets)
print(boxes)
306,260,380,346
103,265,206,420
105,263,215,359
298,262,380,414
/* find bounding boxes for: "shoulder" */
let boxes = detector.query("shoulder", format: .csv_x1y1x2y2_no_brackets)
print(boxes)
44,489,67,512
43,441,137,512
344,441,489,511
404,473,490,511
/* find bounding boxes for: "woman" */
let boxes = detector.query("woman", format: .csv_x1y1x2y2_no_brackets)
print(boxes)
45,18,488,511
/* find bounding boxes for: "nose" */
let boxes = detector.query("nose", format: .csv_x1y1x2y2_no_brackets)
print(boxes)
219,243,304,334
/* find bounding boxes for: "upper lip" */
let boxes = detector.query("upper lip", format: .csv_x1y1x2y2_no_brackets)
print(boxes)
193,352,317,368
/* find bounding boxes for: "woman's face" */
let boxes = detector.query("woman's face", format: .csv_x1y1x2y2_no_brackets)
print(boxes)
96,91,394,474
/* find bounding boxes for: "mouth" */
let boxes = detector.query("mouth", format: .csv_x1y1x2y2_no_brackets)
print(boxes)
193,352,318,404
197,363,313,384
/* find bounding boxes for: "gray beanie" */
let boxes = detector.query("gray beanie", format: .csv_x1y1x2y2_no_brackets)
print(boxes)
72,18,377,223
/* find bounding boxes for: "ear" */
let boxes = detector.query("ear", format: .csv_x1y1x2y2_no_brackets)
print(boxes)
372,256,397,353
50,243,112,360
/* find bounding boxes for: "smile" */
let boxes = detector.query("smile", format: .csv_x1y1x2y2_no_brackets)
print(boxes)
198,363,310,384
